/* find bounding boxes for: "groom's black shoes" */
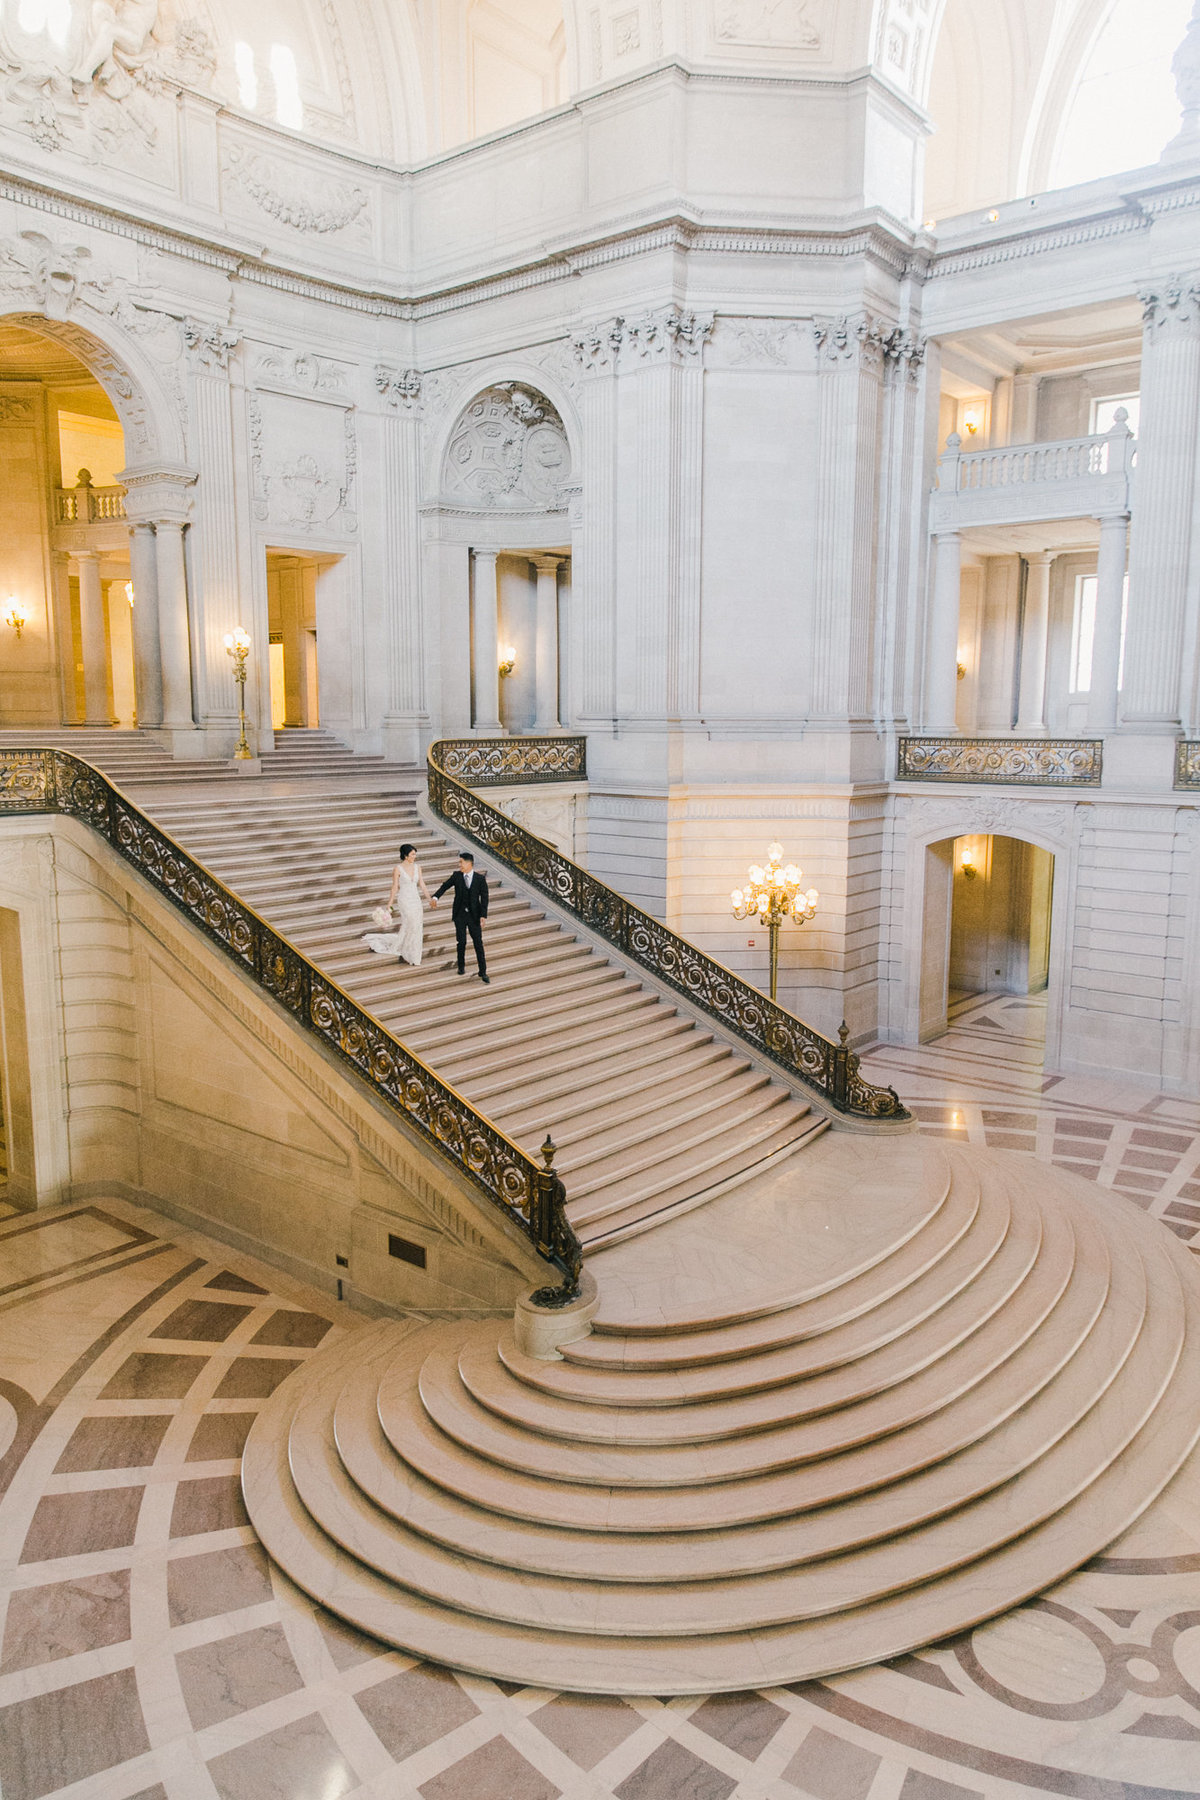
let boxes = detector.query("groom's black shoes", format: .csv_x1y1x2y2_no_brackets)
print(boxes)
479,973,491,984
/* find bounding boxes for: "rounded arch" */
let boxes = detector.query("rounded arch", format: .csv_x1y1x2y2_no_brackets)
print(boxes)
425,361,580,511
0,303,187,470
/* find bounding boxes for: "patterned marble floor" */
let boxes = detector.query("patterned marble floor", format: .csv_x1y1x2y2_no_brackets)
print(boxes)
1,999,1199,1800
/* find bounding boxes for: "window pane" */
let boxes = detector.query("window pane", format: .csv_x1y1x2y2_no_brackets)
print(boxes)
1092,395,1140,435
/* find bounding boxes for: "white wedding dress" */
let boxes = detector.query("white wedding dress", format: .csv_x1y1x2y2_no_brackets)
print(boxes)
363,865,425,965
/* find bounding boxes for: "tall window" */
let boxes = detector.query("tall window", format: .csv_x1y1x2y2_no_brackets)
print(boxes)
1051,0,1193,187
234,41,257,109
270,44,303,130
1091,394,1140,435
1071,573,1128,693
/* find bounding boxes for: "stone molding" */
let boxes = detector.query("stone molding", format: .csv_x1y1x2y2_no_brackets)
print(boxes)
115,461,198,524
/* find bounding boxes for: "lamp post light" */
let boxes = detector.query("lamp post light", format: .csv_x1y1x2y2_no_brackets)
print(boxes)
223,626,253,760
731,840,818,1004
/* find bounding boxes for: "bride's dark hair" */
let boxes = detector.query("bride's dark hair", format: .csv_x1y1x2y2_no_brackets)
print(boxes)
399,843,416,861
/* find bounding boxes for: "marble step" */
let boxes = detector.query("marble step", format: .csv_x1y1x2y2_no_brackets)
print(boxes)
242,1168,1200,1690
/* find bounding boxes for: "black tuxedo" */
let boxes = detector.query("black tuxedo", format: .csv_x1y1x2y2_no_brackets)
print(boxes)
434,868,489,975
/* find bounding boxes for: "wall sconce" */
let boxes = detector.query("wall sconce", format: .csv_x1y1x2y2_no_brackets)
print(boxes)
498,644,516,679
6,597,27,638
956,661,967,681
960,845,979,881
960,400,987,439
125,581,135,609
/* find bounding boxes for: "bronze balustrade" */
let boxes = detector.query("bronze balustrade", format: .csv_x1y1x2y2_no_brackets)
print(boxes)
1175,741,1200,789
434,736,587,786
897,736,1102,786
427,738,908,1123
0,747,582,1304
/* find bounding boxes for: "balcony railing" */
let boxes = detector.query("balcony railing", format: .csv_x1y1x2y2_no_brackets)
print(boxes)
898,736,1103,786
55,485,127,524
930,421,1135,532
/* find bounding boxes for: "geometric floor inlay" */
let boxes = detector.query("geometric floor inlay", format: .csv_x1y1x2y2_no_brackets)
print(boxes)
1,995,1199,1797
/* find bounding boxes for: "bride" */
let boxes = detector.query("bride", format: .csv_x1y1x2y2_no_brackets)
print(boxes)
363,843,432,966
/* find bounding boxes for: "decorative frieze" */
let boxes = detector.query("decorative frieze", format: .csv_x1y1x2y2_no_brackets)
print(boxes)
253,348,349,395
715,1,821,50
224,146,369,239
247,392,357,534
572,307,714,372
897,737,1103,787
812,312,926,377
184,320,240,372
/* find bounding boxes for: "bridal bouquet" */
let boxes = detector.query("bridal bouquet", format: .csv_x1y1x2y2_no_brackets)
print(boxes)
370,905,393,928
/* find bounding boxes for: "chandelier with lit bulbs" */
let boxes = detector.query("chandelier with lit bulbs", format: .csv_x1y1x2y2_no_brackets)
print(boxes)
731,841,818,1003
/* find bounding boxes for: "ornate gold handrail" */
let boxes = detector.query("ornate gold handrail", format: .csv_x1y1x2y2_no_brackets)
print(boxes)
427,738,908,1122
0,748,582,1303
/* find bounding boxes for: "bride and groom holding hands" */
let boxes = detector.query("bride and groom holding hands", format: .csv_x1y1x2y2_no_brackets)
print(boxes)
363,844,490,983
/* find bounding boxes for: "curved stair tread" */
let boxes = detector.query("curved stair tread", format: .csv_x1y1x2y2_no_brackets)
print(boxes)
455,1190,1062,1447
498,1162,1024,1407
374,1227,1134,1532
568,1147,971,1362
243,1226,1200,1691
408,1218,1121,1494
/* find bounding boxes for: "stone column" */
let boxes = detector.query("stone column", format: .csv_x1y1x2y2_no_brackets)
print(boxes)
119,465,199,741
1015,552,1054,732
127,522,162,729
375,368,426,762
1088,513,1129,732
532,554,561,730
925,530,962,732
1121,277,1200,726
76,551,111,725
155,522,193,729
183,322,244,733
472,549,502,732
572,326,618,724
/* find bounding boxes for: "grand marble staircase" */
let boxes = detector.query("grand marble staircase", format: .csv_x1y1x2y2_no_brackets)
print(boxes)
142,780,826,1246
0,726,398,786
243,1132,1200,1691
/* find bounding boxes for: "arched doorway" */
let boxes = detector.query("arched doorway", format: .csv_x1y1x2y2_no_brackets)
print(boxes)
920,834,1055,1045
0,319,133,728
0,299,193,743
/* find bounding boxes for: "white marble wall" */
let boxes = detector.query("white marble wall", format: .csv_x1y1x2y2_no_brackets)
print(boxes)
2,34,1200,1085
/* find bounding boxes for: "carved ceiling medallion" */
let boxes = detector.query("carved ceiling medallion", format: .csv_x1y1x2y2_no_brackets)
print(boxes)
442,383,571,511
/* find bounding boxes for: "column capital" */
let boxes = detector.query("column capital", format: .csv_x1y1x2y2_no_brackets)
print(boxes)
531,553,563,576
117,462,198,525
1139,275,1200,340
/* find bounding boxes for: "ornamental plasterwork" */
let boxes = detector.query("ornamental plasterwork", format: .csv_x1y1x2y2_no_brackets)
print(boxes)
223,145,369,241
254,347,350,397
248,391,357,534
0,0,212,165
442,384,571,511
872,0,939,102
1139,275,1200,340
0,394,35,421
812,312,926,378
897,793,1078,845
572,306,714,372
712,317,802,367
713,0,821,50
0,230,116,318
184,319,240,373
532,338,582,398
897,736,1102,788
375,366,422,409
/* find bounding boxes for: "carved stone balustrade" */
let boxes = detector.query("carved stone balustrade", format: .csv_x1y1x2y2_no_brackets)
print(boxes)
930,425,1135,532
898,736,1103,786
55,484,127,523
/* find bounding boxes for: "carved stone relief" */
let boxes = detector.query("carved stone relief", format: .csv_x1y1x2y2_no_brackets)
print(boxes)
713,1,821,50
442,384,571,511
0,0,210,172
710,317,802,368
1140,275,1200,341
0,394,35,421
254,347,351,396
224,145,370,243
898,792,1079,845
872,0,938,99
572,306,715,372
375,365,422,409
813,312,927,380
249,390,357,534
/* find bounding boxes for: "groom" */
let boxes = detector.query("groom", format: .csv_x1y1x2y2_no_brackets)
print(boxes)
432,852,490,984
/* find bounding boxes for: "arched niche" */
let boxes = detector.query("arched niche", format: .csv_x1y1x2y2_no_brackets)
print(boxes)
439,381,572,512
